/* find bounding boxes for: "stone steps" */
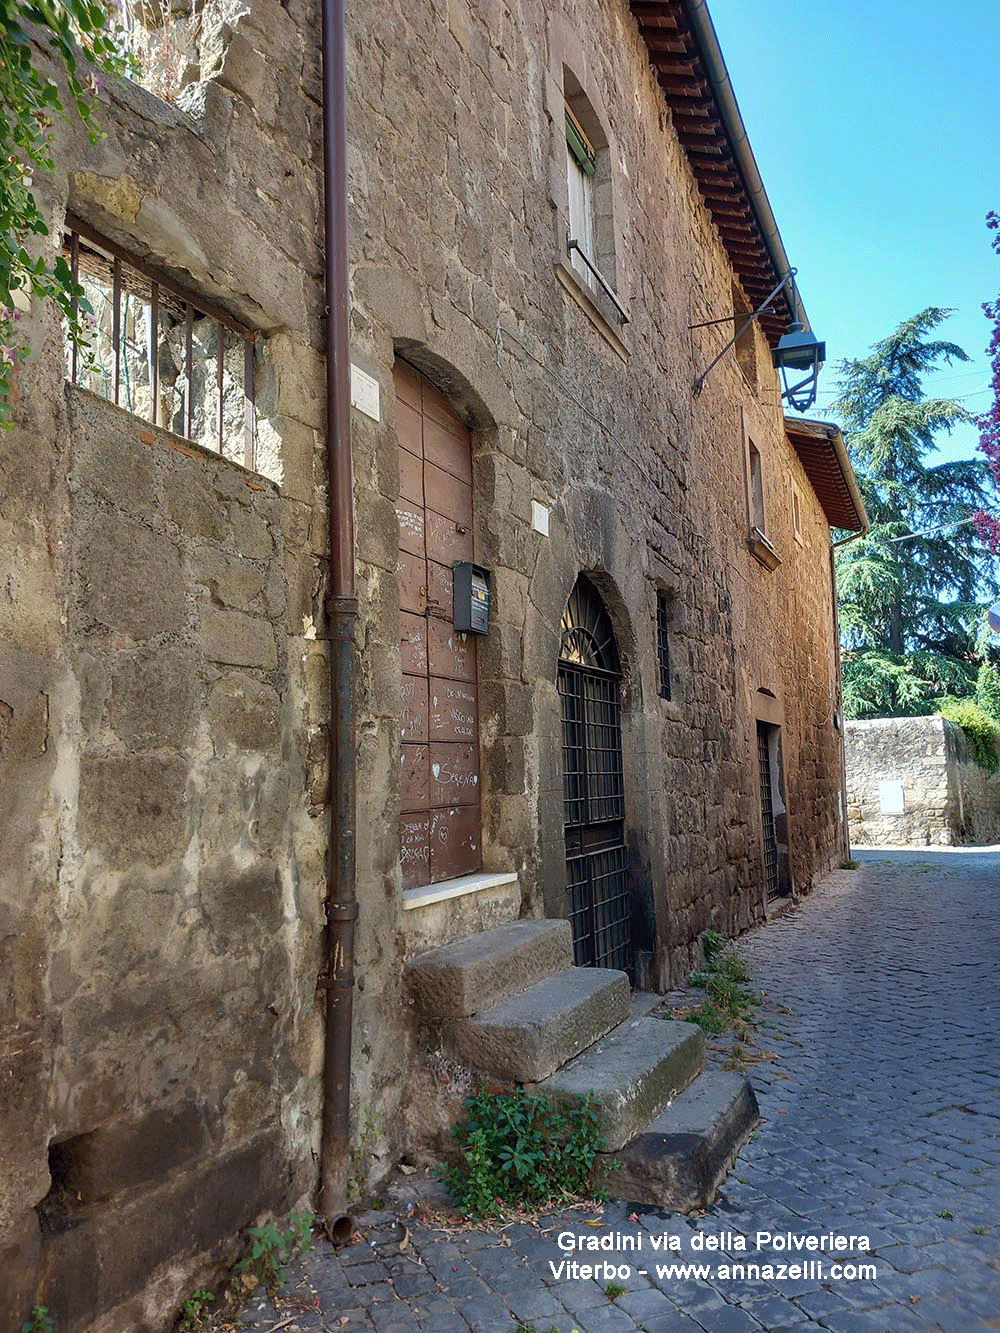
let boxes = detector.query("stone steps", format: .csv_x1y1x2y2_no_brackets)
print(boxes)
535,1017,705,1151
407,922,757,1212
441,966,630,1082
597,1070,760,1212
405,919,573,1019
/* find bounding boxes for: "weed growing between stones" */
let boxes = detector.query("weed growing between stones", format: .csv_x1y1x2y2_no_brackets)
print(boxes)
683,931,756,1035
604,1280,628,1299
176,1288,214,1332
234,1212,316,1293
444,1087,608,1219
20,1308,54,1333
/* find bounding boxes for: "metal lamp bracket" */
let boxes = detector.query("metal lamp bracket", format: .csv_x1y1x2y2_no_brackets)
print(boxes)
691,269,796,397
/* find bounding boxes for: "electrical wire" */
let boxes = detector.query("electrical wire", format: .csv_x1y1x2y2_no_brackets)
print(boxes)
871,515,981,545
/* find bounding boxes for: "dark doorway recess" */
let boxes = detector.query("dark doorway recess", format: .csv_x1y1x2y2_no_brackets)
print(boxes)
756,719,791,900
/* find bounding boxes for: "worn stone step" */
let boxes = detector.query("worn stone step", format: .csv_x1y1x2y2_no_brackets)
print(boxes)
536,1017,705,1152
406,919,573,1019
598,1071,760,1212
442,966,630,1082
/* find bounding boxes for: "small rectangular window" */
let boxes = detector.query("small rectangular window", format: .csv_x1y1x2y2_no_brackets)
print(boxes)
656,591,671,700
565,103,598,293
63,218,258,470
748,441,765,533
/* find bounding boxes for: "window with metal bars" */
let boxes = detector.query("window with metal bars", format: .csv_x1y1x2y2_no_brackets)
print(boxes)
62,217,258,471
655,590,672,701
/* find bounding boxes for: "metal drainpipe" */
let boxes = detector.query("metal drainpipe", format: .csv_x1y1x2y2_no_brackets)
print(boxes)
319,0,358,1245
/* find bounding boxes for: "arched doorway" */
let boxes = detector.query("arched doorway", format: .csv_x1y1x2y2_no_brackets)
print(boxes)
558,576,631,976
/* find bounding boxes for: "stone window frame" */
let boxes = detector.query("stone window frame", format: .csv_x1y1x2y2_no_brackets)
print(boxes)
61,214,273,480
545,13,629,352
655,588,672,701
741,409,781,571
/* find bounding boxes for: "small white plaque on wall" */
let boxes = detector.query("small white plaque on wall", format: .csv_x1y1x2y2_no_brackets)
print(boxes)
350,365,381,421
531,500,550,536
878,779,905,815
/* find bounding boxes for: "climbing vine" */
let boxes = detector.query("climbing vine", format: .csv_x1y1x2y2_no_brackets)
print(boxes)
0,0,129,425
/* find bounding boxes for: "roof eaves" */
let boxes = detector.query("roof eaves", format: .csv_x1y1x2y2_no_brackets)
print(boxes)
628,0,806,347
784,417,870,535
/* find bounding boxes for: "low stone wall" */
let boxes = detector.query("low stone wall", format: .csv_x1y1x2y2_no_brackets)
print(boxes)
845,716,1000,846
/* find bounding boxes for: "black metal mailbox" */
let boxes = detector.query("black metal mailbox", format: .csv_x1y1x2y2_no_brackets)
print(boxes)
452,562,491,635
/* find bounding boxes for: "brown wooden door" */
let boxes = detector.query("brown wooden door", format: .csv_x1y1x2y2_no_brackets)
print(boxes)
394,360,482,889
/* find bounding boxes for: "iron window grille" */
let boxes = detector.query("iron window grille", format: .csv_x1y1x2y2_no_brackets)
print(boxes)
656,591,671,700
63,216,258,471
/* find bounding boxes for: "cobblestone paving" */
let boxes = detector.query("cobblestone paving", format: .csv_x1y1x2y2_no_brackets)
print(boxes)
236,850,1000,1333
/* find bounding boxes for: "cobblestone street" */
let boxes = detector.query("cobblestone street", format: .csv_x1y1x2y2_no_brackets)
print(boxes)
239,851,1000,1333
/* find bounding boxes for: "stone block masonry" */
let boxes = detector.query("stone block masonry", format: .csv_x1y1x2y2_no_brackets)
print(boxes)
0,1,331,1323
845,715,1000,846
0,0,856,1326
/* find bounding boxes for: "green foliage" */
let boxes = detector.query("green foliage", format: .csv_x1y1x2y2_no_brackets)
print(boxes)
841,648,979,720
0,0,133,425
976,661,1000,722
684,938,754,1035
700,928,725,963
935,697,1000,773
444,1087,608,1219
176,1289,214,1333
604,1281,627,1300
834,310,997,718
20,1307,54,1333
235,1213,315,1290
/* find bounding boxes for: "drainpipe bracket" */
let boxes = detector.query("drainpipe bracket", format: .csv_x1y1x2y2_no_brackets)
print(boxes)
325,902,360,922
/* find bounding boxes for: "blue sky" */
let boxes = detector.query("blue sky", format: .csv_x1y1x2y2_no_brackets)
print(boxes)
708,0,999,465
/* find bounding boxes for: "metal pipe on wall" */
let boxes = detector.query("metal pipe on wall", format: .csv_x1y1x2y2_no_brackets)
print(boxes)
319,0,358,1245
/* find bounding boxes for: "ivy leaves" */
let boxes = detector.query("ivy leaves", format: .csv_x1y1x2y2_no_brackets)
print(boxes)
0,0,127,424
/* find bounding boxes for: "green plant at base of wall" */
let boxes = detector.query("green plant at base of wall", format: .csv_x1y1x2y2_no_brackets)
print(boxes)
444,1088,607,1219
684,935,755,1035
176,1289,214,1332
21,1307,54,1333
235,1213,316,1291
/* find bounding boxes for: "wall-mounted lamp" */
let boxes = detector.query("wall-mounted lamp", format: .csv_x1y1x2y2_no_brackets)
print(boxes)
771,274,825,412
691,268,826,412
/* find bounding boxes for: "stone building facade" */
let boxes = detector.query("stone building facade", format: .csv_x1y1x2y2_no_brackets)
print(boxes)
0,0,864,1328
845,716,1000,846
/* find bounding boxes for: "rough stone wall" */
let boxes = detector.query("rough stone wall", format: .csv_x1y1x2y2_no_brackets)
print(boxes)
846,716,1000,846
0,0,852,1323
345,0,848,1146
0,4,332,1329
